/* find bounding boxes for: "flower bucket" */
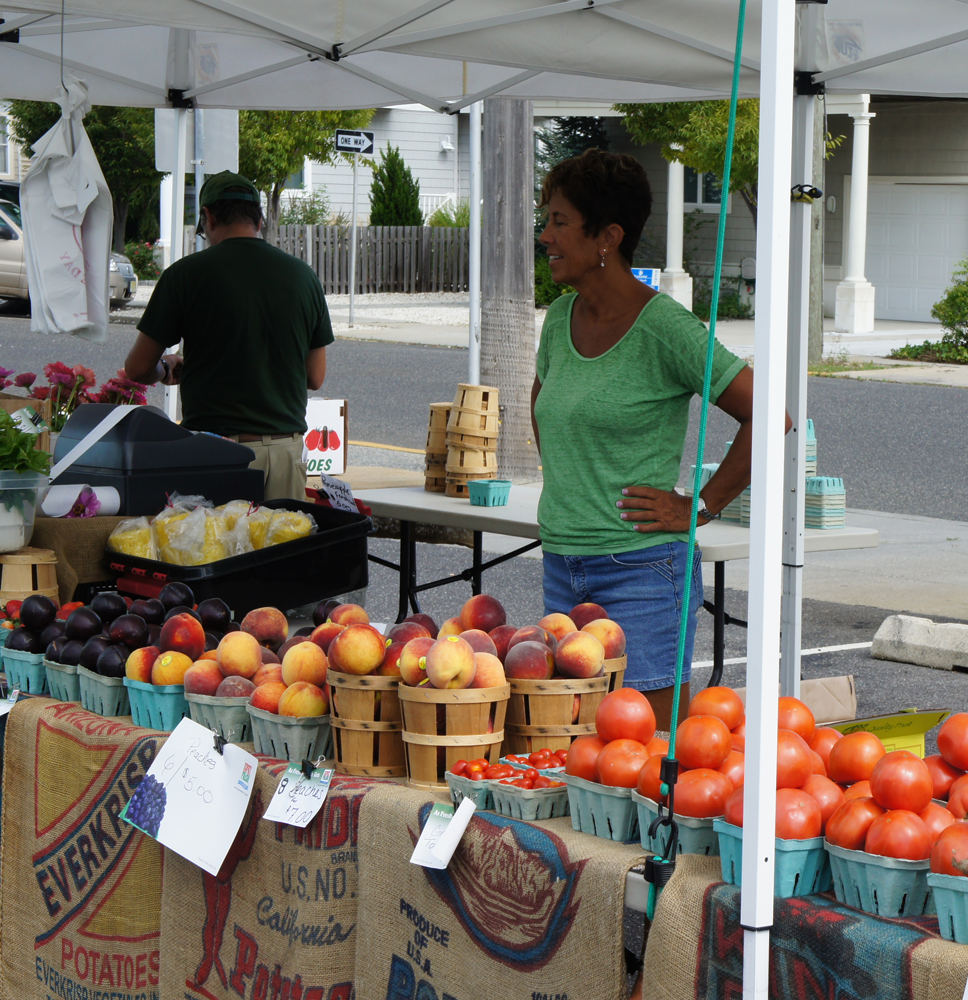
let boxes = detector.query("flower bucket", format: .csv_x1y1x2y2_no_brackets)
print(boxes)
0,471,48,554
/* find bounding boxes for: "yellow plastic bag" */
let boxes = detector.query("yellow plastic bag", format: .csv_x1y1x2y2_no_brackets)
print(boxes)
265,509,315,547
107,517,156,560
152,508,193,564
156,507,232,566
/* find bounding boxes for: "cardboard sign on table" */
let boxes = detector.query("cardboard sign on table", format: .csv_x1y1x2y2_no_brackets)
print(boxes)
303,399,347,476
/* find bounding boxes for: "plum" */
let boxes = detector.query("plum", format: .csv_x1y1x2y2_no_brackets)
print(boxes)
108,613,150,650
165,605,202,624
65,608,103,642
59,639,85,667
197,598,231,633
90,592,128,624
96,644,128,678
312,598,341,627
45,637,70,663
7,626,42,653
39,622,66,648
128,599,165,625
79,635,112,670
20,594,57,632
158,582,195,612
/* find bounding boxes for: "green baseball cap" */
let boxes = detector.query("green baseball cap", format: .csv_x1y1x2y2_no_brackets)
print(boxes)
196,171,261,234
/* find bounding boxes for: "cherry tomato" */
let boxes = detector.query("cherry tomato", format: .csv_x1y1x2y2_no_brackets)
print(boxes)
595,688,657,745
450,760,468,777
827,732,886,785
467,770,485,782
529,751,552,765
777,696,816,743
636,754,666,804
800,774,845,834
549,780,566,788
843,779,872,802
673,768,733,819
717,750,745,790
920,802,956,842
564,735,607,781
675,715,732,771
511,778,532,789
808,728,843,773
687,685,745,731
775,787,822,840
776,729,813,789
865,809,932,860
524,768,540,782
869,750,933,813
825,797,885,851
533,775,552,789
930,821,968,876
924,754,965,800
938,714,968,771
594,738,650,788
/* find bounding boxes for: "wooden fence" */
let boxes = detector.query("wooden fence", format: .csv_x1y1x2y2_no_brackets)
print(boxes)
274,225,469,294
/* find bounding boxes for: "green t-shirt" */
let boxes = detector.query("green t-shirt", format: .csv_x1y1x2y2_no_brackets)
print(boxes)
534,292,746,555
138,238,334,435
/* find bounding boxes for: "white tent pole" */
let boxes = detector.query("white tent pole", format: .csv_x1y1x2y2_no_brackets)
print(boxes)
742,0,795,993
468,100,482,383
780,92,814,698
164,106,188,421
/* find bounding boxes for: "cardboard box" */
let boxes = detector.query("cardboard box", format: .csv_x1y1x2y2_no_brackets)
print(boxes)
734,674,858,725
303,398,347,476
0,392,53,454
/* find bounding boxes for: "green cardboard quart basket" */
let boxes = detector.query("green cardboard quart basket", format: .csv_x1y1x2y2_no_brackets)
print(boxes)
562,772,638,842
43,658,81,702
77,666,130,717
446,772,494,810
3,647,48,694
633,791,720,857
825,841,933,917
928,872,968,943
467,480,511,507
124,677,189,732
715,819,831,897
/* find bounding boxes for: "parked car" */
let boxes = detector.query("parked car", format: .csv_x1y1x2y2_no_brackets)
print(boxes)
0,180,19,206
0,197,137,307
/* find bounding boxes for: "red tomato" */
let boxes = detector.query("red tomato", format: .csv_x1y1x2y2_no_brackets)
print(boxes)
777,696,816,743
825,797,885,851
724,785,744,827
800,774,845,833
949,773,968,802
450,760,468,776
827,732,886,785
533,775,552,789
808,728,843,772
673,768,734,818
869,750,933,813
930,821,968,876
948,785,968,820
675,715,732,770
467,770,485,781
776,729,814,789
529,751,552,765
938,713,968,771
549,780,566,788
305,428,322,450
843,779,872,802
645,736,669,757
511,778,532,788
595,688,657,745
731,733,746,753
636,755,666,804
865,809,932,860
808,750,827,777
732,722,747,739
688,686,745,731
924,754,965,800
524,768,539,781
776,787,822,840
920,802,956,842
717,750,745,790
565,735,607,781
595,739,650,788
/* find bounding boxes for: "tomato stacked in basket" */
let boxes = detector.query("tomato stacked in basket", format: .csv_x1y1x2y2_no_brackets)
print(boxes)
449,754,567,789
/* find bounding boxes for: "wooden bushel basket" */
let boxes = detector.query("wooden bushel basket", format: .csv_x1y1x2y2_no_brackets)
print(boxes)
398,683,510,789
330,672,407,777
0,547,58,604
445,448,497,475
452,384,499,414
428,402,452,430
448,407,500,437
604,655,627,693
444,472,495,498
505,675,609,755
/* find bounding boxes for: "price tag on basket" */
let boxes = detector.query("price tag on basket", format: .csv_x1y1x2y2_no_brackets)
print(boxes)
120,717,258,876
263,762,334,828
0,688,20,717
410,797,476,870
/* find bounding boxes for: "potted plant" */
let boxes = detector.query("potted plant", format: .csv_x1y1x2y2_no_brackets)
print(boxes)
0,409,51,554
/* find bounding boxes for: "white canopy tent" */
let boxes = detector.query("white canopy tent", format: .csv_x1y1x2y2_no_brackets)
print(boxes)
4,2,967,993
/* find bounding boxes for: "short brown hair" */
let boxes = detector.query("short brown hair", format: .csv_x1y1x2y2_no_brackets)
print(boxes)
539,148,652,264
207,188,263,229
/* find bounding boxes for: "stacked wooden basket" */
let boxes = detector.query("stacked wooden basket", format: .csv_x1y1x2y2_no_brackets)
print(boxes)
424,384,500,497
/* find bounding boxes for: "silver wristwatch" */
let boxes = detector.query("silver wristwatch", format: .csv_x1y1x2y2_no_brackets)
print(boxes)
697,504,721,521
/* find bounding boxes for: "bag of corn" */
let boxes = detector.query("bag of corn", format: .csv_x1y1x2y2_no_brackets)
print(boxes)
107,516,156,559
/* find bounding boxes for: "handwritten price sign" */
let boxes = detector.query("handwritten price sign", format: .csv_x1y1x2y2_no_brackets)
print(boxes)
121,717,258,875
263,764,334,828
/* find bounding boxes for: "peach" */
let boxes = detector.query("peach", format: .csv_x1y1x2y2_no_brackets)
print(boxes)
328,603,369,626
199,649,219,661
386,621,432,645
184,659,225,696
250,680,287,714
217,631,263,678
508,625,556,653
569,603,609,630
404,613,438,636
554,630,605,679
309,621,345,654
327,623,386,676
240,607,289,651
581,618,626,658
488,624,518,663
278,680,328,717
459,629,498,657
572,694,581,724
504,640,555,680
424,635,477,689
125,645,160,684
281,641,328,687
151,650,194,685
216,675,256,698
158,612,206,662
470,651,506,689
260,647,281,664
252,663,284,687
459,594,507,632
437,617,463,638
377,641,405,677
537,613,578,643
399,636,434,686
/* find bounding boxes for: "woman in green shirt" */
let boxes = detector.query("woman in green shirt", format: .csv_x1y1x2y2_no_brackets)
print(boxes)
531,149,756,732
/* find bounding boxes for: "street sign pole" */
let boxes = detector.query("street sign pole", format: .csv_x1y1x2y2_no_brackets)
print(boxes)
349,151,359,327
335,129,373,329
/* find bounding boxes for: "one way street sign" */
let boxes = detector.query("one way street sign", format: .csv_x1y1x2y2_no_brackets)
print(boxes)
335,129,375,155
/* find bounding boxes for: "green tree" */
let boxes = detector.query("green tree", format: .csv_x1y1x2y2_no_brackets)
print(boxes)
931,257,968,349
239,109,373,243
6,101,163,251
369,146,422,226
535,116,611,176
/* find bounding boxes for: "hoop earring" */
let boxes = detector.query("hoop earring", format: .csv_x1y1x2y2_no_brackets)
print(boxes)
600,249,607,268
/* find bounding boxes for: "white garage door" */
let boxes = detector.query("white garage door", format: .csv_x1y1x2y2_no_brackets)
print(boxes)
866,182,968,322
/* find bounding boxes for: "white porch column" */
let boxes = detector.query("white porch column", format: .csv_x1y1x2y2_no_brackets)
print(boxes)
659,155,693,308
834,109,876,333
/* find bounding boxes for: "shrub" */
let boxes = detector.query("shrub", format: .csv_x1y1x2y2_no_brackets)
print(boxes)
930,257,968,349
535,255,574,307
691,277,752,322
123,241,160,281
369,146,421,226
426,198,471,228
278,190,330,226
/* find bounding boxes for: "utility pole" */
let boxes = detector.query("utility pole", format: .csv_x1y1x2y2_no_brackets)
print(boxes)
809,93,825,366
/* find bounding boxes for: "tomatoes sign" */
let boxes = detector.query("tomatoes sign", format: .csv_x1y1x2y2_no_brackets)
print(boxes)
303,399,347,475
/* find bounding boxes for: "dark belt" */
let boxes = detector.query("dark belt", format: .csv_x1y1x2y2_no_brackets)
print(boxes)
223,432,302,443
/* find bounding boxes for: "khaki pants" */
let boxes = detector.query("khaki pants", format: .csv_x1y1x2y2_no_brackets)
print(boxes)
227,433,307,502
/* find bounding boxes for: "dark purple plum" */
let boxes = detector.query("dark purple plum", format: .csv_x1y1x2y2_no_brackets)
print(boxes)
158,582,195,612
7,627,42,653
128,598,165,625
165,605,202,624
90,592,128,623
147,624,162,646
65,608,103,641
79,635,112,670
109,614,149,650
224,621,241,633
197,598,231,632
312,599,341,627
20,594,57,632
204,631,221,652
59,639,85,667
45,637,70,663
39,622,66,647
294,626,314,637
96,644,128,678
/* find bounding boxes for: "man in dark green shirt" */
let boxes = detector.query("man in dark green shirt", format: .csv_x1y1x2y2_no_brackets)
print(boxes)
125,171,333,500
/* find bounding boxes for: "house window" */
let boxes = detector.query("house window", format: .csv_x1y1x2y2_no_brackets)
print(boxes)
284,165,305,189
0,113,9,176
683,167,729,213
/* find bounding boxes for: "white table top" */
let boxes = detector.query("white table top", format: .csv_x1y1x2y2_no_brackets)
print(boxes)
353,484,879,562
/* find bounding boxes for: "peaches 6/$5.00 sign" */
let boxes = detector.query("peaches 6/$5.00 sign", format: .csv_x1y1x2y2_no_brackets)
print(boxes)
121,717,258,875
303,398,347,475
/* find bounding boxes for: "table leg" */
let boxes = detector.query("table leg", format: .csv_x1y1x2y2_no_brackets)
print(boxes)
396,520,414,622
472,531,483,595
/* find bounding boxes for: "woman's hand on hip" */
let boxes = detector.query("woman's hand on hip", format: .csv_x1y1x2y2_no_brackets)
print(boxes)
616,486,701,534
